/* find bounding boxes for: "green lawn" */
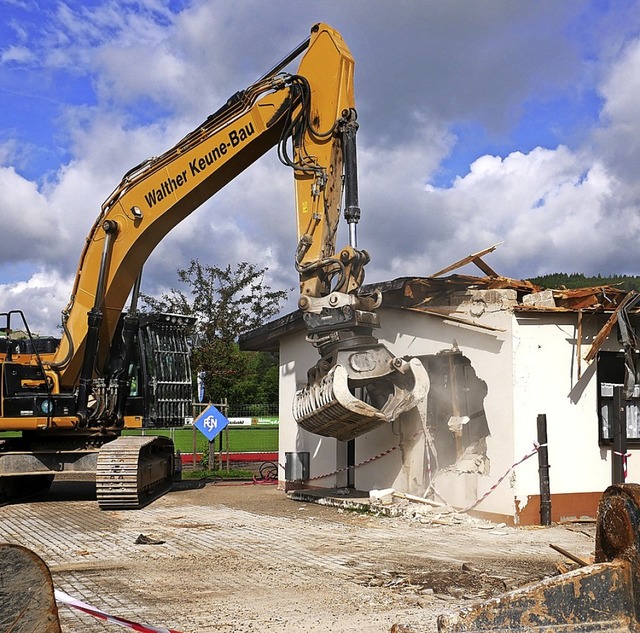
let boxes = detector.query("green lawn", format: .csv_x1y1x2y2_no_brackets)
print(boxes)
124,425,278,453
1,425,278,454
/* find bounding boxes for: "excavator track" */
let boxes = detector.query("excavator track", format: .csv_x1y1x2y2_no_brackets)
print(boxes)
96,435,177,510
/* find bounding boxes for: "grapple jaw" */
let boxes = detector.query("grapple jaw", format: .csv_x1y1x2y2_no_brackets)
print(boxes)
293,347,429,442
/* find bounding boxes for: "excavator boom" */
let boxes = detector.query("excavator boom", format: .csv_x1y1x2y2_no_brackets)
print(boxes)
0,23,427,509
47,22,426,441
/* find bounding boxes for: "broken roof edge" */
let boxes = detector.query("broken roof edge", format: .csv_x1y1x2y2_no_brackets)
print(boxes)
238,275,639,353
238,309,304,353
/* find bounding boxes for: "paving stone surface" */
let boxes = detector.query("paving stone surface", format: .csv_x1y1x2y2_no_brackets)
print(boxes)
0,479,596,632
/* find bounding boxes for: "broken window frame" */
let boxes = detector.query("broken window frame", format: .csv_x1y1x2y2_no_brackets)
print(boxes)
597,350,640,445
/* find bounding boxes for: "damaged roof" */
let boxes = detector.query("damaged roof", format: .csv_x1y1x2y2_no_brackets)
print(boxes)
239,243,639,353
377,274,630,313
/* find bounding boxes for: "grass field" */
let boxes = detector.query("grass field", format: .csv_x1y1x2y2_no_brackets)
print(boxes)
1,425,278,454
124,425,279,454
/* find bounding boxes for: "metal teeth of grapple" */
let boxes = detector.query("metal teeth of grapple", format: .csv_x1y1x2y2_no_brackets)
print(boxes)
293,364,388,442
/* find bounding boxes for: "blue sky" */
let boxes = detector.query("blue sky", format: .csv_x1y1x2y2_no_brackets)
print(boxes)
2,0,640,334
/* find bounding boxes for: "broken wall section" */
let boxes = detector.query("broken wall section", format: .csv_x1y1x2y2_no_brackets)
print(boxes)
364,289,518,519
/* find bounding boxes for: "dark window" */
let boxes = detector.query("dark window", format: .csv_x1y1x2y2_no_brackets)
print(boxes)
597,351,640,444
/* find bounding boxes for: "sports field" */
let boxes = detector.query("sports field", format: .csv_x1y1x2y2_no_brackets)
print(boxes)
124,424,278,454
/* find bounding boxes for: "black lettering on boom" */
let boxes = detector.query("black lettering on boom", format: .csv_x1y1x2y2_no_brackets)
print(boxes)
144,122,256,208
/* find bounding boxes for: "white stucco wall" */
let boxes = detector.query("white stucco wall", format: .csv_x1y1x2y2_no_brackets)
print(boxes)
278,290,520,517
279,331,345,487
277,292,639,522
511,311,640,509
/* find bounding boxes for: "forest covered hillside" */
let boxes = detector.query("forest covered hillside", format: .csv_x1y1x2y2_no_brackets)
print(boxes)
527,273,640,291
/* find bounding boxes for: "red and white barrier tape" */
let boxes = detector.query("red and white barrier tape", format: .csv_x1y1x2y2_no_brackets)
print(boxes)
614,450,632,479
459,442,545,512
289,430,552,515
55,589,184,633
306,431,422,481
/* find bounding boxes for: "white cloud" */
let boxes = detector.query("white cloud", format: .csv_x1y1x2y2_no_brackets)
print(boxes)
4,0,640,336
0,165,65,262
0,44,34,63
0,268,72,335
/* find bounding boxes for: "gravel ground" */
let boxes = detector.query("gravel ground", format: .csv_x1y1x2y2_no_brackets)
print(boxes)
0,477,597,633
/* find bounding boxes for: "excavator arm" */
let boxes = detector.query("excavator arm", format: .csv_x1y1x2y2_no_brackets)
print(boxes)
46,22,427,440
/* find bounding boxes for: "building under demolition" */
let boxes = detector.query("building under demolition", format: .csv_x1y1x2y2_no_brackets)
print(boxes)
240,247,640,525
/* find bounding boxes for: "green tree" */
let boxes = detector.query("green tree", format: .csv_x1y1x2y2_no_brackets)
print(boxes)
141,260,288,411
528,272,640,291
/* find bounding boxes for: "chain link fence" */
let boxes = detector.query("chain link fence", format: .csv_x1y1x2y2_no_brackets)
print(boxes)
126,403,279,475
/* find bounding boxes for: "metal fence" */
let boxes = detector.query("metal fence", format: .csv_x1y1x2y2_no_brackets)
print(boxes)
126,402,279,473
225,403,279,418
127,425,279,471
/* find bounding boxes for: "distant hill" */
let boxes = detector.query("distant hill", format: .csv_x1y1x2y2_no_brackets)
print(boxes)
527,273,640,291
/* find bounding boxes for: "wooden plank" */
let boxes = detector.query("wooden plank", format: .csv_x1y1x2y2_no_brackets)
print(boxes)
431,242,502,277
584,291,638,362
577,310,583,379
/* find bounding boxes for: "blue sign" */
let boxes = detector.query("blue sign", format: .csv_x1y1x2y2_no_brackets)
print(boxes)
194,405,229,441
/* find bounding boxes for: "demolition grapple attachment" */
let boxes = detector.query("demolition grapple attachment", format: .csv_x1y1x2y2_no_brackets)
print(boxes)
293,294,429,441
294,353,429,442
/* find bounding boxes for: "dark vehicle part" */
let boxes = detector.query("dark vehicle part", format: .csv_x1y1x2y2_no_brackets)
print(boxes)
0,543,62,633
0,312,190,505
437,484,640,632
121,313,196,427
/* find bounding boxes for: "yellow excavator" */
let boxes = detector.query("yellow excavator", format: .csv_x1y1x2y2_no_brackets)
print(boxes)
0,23,427,510
2,23,638,633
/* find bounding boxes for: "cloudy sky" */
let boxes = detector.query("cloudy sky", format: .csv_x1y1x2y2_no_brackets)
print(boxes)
2,0,640,335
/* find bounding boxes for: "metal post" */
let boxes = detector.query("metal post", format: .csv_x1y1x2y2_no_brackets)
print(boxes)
347,439,355,489
192,404,197,471
537,414,551,526
224,427,230,473
208,439,214,471
612,386,627,484
223,398,230,472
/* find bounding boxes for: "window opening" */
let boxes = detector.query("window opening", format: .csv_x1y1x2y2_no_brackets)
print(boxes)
598,351,640,444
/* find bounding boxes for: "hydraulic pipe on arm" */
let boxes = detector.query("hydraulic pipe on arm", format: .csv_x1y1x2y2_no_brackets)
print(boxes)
342,109,361,249
75,219,119,425
111,271,143,426
289,30,429,441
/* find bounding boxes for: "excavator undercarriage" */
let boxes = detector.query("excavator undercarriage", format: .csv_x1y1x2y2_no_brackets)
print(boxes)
0,312,191,508
0,433,177,510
